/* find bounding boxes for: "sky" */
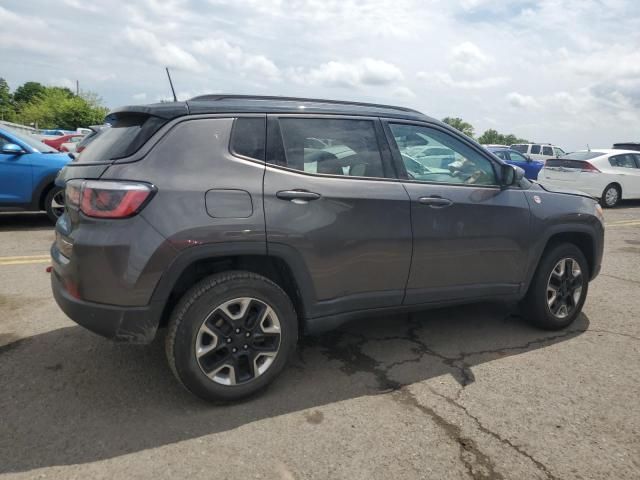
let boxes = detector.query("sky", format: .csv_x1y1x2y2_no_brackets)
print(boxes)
1,0,639,151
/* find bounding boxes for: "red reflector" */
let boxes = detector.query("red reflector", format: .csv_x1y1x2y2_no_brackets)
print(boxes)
46,266,52,273
77,181,154,219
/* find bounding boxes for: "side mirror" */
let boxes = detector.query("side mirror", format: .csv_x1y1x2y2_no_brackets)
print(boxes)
1,143,25,155
501,164,524,187
526,154,532,162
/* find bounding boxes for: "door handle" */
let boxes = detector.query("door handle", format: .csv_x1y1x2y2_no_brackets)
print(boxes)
418,196,453,207
276,190,321,203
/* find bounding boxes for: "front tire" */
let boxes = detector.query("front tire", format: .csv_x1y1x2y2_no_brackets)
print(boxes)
165,271,298,402
522,243,589,330
600,183,621,208
45,187,65,223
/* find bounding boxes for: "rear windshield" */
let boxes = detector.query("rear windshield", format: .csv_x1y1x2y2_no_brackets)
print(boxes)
562,151,605,161
76,113,166,163
546,159,593,169
511,144,527,153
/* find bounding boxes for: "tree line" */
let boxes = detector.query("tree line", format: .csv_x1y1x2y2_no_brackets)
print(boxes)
441,117,528,145
0,78,108,130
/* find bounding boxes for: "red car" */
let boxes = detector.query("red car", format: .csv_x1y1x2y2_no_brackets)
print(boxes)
42,134,83,151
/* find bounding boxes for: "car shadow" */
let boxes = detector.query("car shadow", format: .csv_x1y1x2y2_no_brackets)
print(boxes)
0,302,589,474
617,199,640,209
0,212,52,231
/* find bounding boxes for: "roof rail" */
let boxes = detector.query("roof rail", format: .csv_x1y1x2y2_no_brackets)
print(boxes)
188,94,422,114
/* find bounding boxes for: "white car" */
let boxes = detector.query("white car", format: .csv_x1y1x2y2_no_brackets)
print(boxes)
538,149,640,207
511,143,566,162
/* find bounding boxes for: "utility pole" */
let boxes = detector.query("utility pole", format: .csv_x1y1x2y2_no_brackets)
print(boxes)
76,80,79,96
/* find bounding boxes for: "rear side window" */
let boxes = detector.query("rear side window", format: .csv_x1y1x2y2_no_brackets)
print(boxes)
530,145,541,154
275,118,388,179
230,117,266,161
609,154,638,168
76,113,166,163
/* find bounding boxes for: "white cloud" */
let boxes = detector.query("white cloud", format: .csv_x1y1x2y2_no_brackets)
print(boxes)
192,38,280,80
132,92,147,101
392,86,416,98
506,92,540,109
2,0,640,151
424,72,509,89
292,58,403,89
124,27,202,72
450,41,492,75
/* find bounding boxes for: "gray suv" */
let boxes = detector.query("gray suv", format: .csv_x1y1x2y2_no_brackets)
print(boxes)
51,95,604,402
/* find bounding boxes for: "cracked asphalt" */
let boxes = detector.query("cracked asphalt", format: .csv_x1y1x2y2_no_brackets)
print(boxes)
1,204,639,480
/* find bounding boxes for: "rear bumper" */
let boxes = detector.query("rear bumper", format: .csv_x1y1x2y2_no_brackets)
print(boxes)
51,269,160,344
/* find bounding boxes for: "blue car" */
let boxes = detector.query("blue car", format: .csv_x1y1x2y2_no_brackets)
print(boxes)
0,127,72,222
486,146,544,180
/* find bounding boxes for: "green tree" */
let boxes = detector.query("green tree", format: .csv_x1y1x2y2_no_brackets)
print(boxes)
19,87,108,130
0,77,17,121
477,129,528,146
442,117,475,138
13,81,46,104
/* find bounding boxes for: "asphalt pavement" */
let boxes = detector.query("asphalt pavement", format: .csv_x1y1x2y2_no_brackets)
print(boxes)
1,205,639,480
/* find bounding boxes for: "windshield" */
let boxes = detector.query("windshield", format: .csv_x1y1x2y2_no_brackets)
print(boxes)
5,129,58,153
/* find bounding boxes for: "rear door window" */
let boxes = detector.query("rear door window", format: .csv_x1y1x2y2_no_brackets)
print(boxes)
273,117,390,179
542,146,553,156
531,145,541,154
76,113,166,163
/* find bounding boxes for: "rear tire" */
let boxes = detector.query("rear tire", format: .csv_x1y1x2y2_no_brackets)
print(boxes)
44,187,65,223
522,243,589,330
600,183,621,208
165,271,298,402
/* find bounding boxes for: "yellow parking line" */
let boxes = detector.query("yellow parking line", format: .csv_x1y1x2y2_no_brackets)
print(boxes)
0,255,51,266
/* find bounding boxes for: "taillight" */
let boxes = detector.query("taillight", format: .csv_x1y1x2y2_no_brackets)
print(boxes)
65,180,155,218
581,162,601,173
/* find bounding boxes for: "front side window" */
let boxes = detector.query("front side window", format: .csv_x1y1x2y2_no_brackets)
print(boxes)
542,146,554,156
493,150,507,160
389,123,497,186
531,145,541,154
509,151,529,162
277,118,387,178
553,147,565,156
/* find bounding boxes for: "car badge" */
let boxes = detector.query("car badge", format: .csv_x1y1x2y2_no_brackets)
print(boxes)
533,195,542,204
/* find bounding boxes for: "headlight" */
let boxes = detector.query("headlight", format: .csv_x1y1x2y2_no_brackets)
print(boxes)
595,203,605,224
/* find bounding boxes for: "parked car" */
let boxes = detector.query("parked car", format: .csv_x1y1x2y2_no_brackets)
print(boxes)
51,95,604,402
74,125,107,155
0,127,72,222
613,142,640,152
486,147,544,180
42,133,84,151
482,144,509,149
511,143,566,162
539,149,640,207
59,135,85,153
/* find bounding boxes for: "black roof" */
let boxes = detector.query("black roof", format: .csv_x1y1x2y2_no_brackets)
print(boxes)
109,94,432,122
